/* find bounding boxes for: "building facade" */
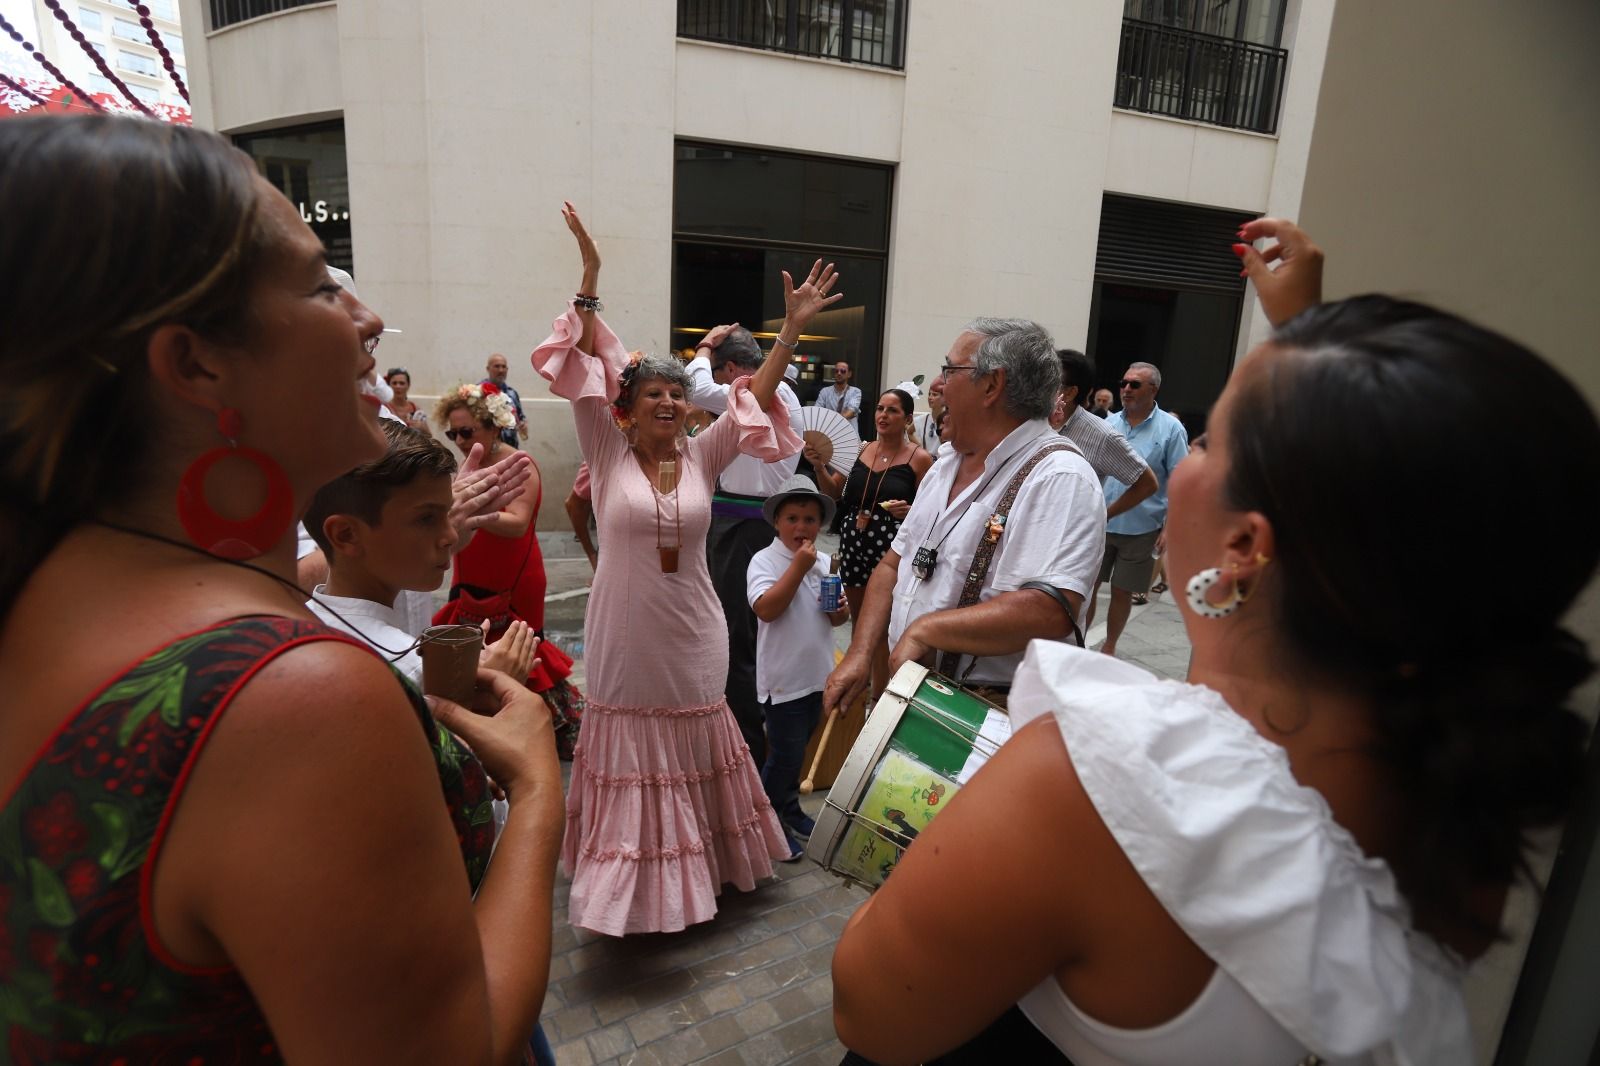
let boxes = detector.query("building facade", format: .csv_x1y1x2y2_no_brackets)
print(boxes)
178,0,1332,516
134,0,1600,1059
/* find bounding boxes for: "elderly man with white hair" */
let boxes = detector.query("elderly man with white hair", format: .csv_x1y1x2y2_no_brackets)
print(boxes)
823,318,1107,712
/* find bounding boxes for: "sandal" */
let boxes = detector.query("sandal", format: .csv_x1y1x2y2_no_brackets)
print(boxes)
1131,593,1149,606
1151,582,1168,594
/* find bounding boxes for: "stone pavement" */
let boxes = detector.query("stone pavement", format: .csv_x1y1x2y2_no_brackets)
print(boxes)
524,531,1192,1064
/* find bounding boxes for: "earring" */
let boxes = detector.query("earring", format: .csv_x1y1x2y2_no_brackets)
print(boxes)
176,407,294,561
1185,565,1245,619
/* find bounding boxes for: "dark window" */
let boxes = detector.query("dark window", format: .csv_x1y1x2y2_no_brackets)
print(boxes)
208,0,321,32
1114,0,1289,134
1088,194,1256,427
234,120,353,272
677,0,908,70
673,141,893,438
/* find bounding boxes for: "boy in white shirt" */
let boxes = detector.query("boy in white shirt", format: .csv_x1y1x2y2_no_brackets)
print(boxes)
302,420,534,690
748,476,851,860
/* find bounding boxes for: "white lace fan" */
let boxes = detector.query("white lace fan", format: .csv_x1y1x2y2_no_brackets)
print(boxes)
796,406,861,475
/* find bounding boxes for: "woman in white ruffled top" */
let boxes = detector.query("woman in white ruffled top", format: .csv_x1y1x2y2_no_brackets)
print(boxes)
831,221,1600,1066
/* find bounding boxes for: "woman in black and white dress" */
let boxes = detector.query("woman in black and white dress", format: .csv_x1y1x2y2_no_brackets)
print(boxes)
811,387,933,696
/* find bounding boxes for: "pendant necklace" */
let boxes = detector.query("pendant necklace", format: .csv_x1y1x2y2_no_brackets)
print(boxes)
854,441,905,532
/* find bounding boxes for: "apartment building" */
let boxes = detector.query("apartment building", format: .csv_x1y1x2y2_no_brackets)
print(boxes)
24,0,189,110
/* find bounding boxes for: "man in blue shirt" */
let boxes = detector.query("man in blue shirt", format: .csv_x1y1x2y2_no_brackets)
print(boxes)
1088,361,1188,656
481,352,527,448
814,360,862,422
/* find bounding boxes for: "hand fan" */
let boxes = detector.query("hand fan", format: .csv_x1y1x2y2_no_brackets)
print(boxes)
797,406,862,476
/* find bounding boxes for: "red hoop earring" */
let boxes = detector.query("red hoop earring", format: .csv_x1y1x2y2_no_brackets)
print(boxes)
176,407,294,560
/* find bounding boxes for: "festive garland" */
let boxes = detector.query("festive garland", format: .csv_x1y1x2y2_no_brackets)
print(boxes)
39,0,157,118
0,72,49,106
0,10,103,111
123,0,187,103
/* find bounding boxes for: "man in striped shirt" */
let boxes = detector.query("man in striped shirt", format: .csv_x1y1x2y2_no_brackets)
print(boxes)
1052,349,1157,505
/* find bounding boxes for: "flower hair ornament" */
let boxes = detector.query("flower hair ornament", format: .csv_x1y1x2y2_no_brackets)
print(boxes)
444,381,517,430
612,351,647,431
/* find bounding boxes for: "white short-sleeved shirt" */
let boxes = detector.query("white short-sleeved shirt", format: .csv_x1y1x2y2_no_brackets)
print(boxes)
308,586,509,836
685,355,804,497
1006,643,1471,1066
747,543,836,703
306,586,423,684
889,420,1106,685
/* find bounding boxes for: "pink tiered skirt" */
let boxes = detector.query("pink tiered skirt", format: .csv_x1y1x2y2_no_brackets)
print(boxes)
562,698,791,936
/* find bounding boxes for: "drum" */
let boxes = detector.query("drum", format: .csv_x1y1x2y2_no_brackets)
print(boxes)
806,662,1011,890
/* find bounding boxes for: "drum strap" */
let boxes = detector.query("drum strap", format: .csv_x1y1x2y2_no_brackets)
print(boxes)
938,441,1083,681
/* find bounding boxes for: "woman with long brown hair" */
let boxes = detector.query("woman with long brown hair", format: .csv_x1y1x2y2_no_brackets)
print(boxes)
0,114,562,1063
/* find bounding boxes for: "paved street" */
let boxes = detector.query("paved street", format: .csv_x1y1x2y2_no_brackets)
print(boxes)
524,530,1191,1065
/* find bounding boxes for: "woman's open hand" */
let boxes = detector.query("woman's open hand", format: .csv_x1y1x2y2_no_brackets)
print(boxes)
562,201,601,285
782,259,844,333
480,619,536,680
1235,218,1323,329
426,668,556,802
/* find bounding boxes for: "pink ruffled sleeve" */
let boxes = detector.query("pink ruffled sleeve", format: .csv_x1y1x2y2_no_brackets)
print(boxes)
530,305,631,404
529,305,630,470
693,378,804,475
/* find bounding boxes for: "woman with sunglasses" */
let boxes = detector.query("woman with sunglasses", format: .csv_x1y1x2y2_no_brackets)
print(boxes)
433,385,547,636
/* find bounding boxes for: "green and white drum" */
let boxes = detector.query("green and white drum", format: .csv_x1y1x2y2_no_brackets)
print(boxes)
806,662,1011,890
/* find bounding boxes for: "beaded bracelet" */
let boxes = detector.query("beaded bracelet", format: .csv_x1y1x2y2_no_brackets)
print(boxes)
574,293,603,312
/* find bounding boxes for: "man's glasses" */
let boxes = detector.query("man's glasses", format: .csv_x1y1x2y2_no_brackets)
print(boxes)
444,427,477,442
1118,379,1145,390
939,362,985,377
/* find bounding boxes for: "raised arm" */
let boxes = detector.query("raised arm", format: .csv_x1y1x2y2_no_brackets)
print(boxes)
751,260,843,411
1234,217,1323,328
562,201,602,355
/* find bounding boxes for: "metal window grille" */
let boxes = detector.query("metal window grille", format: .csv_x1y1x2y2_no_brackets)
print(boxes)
208,0,322,31
1113,17,1288,135
677,0,907,70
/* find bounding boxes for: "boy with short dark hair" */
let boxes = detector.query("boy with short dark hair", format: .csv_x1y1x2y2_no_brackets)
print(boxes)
304,419,533,686
748,476,851,860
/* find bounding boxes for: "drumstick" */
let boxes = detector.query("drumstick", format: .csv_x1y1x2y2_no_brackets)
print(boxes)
800,709,840,795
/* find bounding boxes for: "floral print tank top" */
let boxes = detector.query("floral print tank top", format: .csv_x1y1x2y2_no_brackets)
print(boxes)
0,616,495,1062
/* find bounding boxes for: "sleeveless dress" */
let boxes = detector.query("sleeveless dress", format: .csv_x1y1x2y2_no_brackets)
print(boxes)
837,457,918,587
0,616,496,1061
438,460,547,632
532,306,793,936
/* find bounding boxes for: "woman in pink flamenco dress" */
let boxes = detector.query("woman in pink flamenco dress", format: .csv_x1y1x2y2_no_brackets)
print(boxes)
532,203,845,935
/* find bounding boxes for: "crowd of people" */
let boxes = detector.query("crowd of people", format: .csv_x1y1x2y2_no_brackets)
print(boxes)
4,113,1599,1066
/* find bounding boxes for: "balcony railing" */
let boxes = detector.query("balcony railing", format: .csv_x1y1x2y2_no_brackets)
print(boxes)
209,0,322,31
1113,18,1287,135
678,0,907,70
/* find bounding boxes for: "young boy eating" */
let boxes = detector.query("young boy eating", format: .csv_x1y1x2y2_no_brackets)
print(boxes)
747,475,851,860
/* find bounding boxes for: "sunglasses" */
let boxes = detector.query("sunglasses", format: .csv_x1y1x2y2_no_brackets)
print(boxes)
444,427,478,442
1118,379,1145,390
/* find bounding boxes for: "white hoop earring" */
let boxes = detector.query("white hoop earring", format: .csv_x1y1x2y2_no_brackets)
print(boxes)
1185,566,1244,618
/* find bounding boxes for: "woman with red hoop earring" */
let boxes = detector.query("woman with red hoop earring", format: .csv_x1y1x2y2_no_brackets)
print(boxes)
0,115,564,1064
